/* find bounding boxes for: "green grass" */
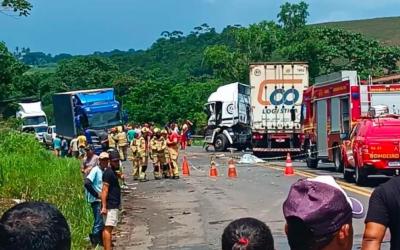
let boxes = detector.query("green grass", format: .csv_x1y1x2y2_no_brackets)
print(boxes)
24,64,57,75
0,130,92,249
314,16,400,46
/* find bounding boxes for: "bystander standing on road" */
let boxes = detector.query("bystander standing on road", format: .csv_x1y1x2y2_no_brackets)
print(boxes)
283,176,365,250
362,176,400,250
99,129,109,152
81,145,99,176
69,135,79,158
77,132,87,158
0,202,71,250
84,152,109,247
222,217,274,250
53,134,61,157
127,125,136,146
101,150,122,250
60,136,69,157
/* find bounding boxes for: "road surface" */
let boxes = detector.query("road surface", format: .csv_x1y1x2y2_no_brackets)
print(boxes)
114,146,391,250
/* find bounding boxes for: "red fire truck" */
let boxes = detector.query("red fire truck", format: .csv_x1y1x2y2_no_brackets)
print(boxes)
302,71,400,171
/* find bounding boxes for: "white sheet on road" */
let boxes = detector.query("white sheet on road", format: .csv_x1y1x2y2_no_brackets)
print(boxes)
238,154,265,164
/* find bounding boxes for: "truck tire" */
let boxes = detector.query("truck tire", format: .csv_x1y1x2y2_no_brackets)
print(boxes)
214,134,228,152
355,167,367,186
333,148,344,172
306,157,318,169
343,166,354,182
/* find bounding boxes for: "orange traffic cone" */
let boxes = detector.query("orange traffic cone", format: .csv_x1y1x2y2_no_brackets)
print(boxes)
284,153,294,176
182,156,190,176
209,161,218,177
227,159,237,178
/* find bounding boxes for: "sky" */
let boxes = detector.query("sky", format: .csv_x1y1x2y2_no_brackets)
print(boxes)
1,0,399,55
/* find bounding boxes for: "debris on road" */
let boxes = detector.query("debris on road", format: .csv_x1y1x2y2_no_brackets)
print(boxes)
238,154,265,164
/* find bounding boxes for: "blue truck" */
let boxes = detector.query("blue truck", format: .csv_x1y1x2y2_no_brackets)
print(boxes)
52,88,123,153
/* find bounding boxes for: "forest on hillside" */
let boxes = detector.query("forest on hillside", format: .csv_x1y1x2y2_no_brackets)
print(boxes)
1,2,400,131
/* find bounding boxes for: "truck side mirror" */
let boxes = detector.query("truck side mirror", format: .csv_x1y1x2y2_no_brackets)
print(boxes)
340,133,349,140
290,107,296,122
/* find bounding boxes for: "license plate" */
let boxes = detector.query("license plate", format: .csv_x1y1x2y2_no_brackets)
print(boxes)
388,161,400,167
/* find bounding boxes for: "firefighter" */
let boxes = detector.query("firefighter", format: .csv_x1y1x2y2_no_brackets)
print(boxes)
167,126,180,179
130,133,140,180
115,127,128,161
161,129,171,178
150,128,163,180
108,128,117,149
137,127,150,182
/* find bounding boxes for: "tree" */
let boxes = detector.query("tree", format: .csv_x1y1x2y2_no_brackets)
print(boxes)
1,0,32,16
277,1,309,31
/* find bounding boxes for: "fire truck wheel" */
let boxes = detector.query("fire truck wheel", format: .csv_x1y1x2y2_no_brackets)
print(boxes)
214,134,228,152
306,155,318,168
343,167,354,182
355,167,367,186
333,148,344,172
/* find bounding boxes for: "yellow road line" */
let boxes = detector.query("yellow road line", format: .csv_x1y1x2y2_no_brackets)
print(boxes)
260,163,372,197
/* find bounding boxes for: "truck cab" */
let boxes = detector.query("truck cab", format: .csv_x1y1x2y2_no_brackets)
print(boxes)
204,82,252,151
16,102,48,141
342,107,400,185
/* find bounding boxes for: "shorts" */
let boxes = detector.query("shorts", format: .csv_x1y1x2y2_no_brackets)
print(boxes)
103,209,119,227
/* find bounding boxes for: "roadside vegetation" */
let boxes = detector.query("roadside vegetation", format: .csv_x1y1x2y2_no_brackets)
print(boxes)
0,129,92,249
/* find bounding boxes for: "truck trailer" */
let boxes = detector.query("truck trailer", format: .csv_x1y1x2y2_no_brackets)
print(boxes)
52,88,122,152
249,62,309,156
204,82,252,151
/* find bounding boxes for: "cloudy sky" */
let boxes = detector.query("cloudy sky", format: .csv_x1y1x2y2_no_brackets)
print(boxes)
1,0,399,55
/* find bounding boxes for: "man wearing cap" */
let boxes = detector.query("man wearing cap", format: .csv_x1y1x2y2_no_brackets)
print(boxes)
101,150,121,250
84,152,108,247
81,145,99,176
283,176,364,250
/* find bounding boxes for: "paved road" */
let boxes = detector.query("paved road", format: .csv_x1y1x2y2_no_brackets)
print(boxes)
115,146,391,250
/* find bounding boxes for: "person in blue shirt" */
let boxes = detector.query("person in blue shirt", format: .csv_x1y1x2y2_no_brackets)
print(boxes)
84,152,108,247
53,135,62,157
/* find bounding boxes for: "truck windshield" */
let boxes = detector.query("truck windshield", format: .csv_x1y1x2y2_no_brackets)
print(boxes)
34,126,48,133
88,111,120,128
23,116,47,126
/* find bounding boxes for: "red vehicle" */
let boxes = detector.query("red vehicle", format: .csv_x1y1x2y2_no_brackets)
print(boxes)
302,70,400,172
341,113,400,185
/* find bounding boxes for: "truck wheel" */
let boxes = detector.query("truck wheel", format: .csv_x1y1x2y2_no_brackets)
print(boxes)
306,157,318,169
214,134,228,152
355,167,367,186
343,167,354,182
333,148,344,172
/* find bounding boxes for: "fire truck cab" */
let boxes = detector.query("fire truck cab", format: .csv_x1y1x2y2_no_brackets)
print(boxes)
302,70,400,172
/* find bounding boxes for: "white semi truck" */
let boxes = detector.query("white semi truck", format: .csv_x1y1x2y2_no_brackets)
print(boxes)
204,82,252,151
16,101,48,141
249,62,309,156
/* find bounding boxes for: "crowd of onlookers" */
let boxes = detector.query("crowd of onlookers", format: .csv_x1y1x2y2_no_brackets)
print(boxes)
1,174,400,249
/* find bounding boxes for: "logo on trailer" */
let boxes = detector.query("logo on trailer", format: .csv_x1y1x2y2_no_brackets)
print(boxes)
227,104,234,114
254,69,262,76
269,88,300,106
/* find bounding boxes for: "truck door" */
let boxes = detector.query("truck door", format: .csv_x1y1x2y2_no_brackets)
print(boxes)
316,100,328,157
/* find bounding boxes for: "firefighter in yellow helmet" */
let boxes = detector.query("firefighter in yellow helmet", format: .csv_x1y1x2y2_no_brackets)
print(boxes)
161,129,171,178
167,125,180,179
114,126,128,161
150,128,167,180
137,127,150,181
130,132,140,180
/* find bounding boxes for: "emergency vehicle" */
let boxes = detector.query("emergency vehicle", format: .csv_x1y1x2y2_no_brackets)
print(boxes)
249,62,309,156
341,106,400,185
302,70,400,172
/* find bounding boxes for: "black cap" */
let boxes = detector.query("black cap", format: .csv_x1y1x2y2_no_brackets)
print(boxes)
107,148,120,160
